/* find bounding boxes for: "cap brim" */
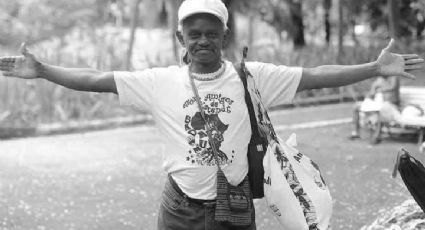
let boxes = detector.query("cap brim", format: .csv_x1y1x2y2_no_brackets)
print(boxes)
179,9,226,27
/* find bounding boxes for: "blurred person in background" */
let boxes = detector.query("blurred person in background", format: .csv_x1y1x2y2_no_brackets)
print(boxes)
350,75,400,141
0,0,423,229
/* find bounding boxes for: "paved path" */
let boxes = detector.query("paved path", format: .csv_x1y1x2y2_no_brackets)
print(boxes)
0,103,353,157
0,103,358,230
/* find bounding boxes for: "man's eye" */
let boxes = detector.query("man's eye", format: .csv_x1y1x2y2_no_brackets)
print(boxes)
207,33,218,38
189,34,200,39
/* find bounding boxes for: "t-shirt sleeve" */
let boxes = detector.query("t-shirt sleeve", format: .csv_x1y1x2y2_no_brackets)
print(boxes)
245,62,302,108
113,69,155,111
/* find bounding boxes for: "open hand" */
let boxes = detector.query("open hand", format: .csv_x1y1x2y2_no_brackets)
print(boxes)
0,43,40,79
376,39,424,79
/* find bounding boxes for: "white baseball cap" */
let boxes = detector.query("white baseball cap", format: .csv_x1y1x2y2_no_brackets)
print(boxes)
178,0,228,31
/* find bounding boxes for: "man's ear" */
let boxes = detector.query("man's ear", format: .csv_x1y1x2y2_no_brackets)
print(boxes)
175,31,185,47
222,29,230,49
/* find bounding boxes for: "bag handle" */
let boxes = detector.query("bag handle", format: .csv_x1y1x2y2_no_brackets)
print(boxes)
235,47,278,143
233,47,263,139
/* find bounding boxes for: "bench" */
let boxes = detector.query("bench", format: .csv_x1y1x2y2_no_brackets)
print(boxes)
378,86,425,147
396,86,425,144
399,86,425,112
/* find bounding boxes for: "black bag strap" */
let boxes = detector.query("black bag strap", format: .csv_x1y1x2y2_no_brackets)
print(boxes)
233,47,262,139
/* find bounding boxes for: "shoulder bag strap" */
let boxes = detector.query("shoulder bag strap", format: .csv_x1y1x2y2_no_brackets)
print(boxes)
187,70,223,169
233,47,262,139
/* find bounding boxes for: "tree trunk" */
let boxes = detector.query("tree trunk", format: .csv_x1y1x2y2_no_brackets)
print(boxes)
337,0,344,63
126,0,142,70
158,0,168,27
167,0,182,62
337,0,345,101
417,19,425,39
388,0,400,38
287,0,305,48
223,0,237,61
96,0,109,24
349,14,358,45
323,0,331,44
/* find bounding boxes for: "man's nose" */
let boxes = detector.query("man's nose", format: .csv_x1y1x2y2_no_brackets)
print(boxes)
198,35,209,46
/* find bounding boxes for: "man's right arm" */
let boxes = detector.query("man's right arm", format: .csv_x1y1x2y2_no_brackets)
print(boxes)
0,43,117,94
39,64,117,93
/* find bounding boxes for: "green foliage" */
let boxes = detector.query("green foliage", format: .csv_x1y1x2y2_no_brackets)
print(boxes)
0,26,175,127
21,0,103,42
247,38,425,101
362,0,425,38
1,0,425,128
0,0,107,46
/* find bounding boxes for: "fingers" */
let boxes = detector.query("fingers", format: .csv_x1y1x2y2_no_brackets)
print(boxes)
404,64,423,70
0,56,21,71
400,52,424,72
401,72,416,80
399,71,415,79
0,56,17,64
404,55,424,71
405,58,424,65
0,66,13,72
403,61,423,81
0,57,15,71
0,56,23,62
19,42,28,56
2,71,15,77
402,54,420,60
383,38,395,52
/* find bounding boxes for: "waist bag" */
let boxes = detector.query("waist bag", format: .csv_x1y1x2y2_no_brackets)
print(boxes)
234,47,333,230
215,169,253,226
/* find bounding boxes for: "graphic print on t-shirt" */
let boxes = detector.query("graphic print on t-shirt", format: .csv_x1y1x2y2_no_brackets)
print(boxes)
183,93,236,166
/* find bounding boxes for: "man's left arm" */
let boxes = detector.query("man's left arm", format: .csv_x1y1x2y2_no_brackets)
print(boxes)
297,39,424,92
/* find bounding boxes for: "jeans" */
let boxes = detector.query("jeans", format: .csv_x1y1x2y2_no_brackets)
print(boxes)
157,176,256,230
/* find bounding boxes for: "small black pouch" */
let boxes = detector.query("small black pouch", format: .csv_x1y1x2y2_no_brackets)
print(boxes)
247,137,267,198
234,51,268,199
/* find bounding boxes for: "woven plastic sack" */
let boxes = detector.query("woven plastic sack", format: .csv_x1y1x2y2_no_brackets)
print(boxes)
263,133,333,230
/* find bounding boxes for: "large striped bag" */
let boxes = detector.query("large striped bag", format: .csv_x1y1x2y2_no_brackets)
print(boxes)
263,134,333,230
235,47,333,230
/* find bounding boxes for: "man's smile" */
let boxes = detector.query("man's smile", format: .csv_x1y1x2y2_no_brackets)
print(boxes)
195,49,214,53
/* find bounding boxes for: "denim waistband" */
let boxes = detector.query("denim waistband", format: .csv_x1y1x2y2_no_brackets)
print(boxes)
167,174,216,206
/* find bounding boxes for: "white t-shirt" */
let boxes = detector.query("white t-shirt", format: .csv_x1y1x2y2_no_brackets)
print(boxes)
114,60,302,199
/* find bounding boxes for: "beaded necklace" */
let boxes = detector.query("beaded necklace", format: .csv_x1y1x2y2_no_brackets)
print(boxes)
189,61,226,81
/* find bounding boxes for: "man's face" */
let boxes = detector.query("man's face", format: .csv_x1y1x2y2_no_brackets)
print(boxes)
178,13,227,65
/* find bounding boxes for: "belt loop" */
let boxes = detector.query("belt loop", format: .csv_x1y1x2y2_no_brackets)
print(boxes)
168,174,216,206
168,174,188,199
